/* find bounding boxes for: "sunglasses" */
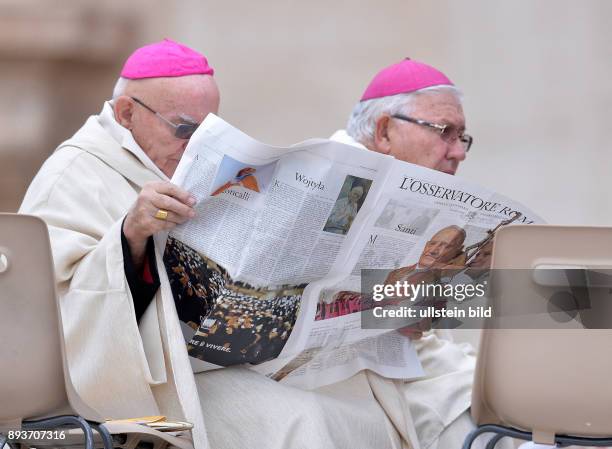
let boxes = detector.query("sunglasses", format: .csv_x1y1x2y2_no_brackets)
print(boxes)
130,96,199,140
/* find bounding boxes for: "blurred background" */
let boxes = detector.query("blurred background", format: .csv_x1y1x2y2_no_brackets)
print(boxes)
1,0,611,225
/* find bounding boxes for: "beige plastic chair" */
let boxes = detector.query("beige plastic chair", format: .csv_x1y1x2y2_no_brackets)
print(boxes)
0,213,193,449
463,224,612,449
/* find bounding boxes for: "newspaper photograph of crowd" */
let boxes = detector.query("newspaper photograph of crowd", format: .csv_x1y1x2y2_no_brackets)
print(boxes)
164,236,307,366
189,286,304,366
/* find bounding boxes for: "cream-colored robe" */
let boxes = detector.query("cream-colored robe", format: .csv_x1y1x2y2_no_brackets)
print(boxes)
18,106,420,449
20,103,209,448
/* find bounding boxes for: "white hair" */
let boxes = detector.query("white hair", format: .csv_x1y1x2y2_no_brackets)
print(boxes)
111,77,130,100
346,85,463,148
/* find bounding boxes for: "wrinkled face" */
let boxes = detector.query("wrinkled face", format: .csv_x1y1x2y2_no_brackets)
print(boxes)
348,186,364,203
380,91,467,175
418,227,464,268
121,75,220,177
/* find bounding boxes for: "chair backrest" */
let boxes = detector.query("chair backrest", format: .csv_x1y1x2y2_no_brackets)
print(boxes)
471,225,612,444
0,213,70,430
0,213,103,432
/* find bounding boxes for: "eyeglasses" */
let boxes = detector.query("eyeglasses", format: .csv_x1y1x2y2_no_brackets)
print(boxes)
130,96,199,140
391,113,473,153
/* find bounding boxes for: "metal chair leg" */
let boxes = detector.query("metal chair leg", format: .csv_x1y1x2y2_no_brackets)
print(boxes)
90,422,114,449
463,424,532,449
464,424,612,449
22,415,94,449
463,426,492,449
555,435,612,447
485,433,505,449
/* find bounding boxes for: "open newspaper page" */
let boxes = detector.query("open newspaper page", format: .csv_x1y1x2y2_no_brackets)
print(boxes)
254,159,544,389
169,114,394,372
167,114,543,390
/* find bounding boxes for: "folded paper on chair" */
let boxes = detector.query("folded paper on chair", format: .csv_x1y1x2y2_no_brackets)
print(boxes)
166,114,543,389
106,416,194,432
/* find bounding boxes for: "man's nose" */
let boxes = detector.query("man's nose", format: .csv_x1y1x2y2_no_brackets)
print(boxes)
447,139,467,162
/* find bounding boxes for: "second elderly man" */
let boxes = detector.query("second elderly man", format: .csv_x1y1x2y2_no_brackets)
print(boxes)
332,58,512,449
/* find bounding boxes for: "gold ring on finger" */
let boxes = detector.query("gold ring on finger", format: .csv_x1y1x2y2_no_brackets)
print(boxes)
154,209,169,220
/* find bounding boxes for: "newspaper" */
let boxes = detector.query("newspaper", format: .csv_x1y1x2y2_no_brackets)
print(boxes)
168,113,542,389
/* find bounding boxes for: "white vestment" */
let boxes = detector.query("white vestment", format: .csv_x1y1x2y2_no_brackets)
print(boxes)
19,105,426,449
20,103,210,448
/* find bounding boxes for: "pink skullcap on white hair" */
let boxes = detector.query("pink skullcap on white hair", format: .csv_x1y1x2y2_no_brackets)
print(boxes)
120,38,214,79
360,58,452,101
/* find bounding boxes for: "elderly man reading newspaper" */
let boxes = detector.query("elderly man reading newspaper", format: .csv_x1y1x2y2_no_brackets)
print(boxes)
330,59,513,449
17,40,401,449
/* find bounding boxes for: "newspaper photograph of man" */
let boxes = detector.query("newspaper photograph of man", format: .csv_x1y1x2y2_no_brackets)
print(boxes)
179,251,307,366
316,224,478,321
384,224,467,285
323,175,372,235
210,154,276,199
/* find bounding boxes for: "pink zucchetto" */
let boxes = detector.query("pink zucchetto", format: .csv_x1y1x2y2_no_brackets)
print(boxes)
360,58,452,101
120,38,214,80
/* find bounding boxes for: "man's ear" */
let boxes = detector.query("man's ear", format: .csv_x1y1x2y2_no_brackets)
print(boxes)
113,96,135,130
373,115,392,155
